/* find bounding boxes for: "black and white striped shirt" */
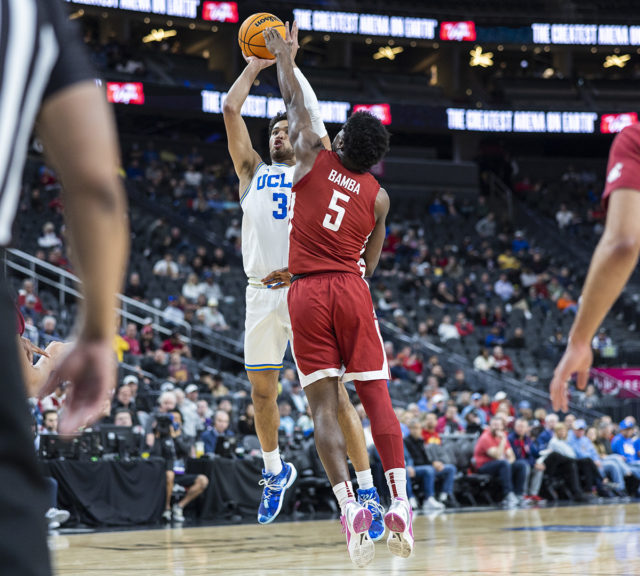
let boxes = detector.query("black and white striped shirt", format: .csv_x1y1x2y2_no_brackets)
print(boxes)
0,0,93,245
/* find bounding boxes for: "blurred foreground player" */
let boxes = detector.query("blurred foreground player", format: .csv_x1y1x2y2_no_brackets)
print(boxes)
224,21,384,538
264,29,412,566
551,123,640,411
0,1,128,574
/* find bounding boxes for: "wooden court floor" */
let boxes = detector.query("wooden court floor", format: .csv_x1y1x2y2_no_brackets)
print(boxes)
51,504,640,575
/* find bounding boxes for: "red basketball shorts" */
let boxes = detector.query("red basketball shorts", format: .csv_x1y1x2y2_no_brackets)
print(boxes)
288,272,389,388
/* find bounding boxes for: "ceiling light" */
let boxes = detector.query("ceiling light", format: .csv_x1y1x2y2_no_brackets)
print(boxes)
143,29,178,43
604,54,631,68
373,46,404,60
469,46,494,67
542,67,555,78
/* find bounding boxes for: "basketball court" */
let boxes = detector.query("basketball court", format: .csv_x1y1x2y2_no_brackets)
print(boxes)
51,504,640,575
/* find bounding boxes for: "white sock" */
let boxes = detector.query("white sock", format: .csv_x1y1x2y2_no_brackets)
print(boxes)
333,481,355,514
385,468,408,501
356,469,374,490
262,447,283,475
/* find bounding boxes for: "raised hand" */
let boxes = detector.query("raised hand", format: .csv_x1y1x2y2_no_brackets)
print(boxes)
285,20,300,61
549,339,592,412
263,26,290,58
243,53,275,70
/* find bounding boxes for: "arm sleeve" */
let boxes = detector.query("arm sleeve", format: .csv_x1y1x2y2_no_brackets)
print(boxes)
42,1,96,101
293,67,328,139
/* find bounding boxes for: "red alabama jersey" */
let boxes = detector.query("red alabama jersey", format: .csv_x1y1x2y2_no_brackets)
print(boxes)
288,150,379,276
603,123,640,206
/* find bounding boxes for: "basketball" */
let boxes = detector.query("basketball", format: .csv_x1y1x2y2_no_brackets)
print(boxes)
238,13,286,60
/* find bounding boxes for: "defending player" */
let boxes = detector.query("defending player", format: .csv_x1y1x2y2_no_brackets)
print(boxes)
264,28,413,566
550,123,640,411
223,22,385,538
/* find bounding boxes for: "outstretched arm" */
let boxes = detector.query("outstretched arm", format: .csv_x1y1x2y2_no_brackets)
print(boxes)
264,27,323,182
550,187,640,411
223,57,273,188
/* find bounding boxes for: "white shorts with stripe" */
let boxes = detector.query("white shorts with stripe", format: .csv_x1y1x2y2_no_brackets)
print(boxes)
244,283,291,372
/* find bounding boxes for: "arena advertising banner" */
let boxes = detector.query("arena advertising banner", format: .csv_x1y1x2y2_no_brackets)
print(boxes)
591,367,640,398
65,0,238,21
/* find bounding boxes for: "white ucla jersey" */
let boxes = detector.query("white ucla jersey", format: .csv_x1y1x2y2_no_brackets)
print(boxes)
240,162,293,280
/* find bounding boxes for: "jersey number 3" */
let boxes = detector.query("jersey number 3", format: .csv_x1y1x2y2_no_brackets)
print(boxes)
272,192,288,220
323,190,350,232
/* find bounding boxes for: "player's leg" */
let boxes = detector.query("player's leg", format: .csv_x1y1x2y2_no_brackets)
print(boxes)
305,376,374,567
334,274,413,558
246,287,296,524
173,474,210,521
289,277,373,566
0,288,51,575
337,383,385,541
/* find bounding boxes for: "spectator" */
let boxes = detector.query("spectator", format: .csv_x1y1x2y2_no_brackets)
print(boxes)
448,369,470,393
504,327,526,349
201,410,236,456
283,380,308,417
569,419,625,496
436,404,463,434
198,272,223,302
461,393,488,427
556,291,578,314
39,316,61,347
508,419,544,501
122,323,141,356
180,384,200,438
278,401,296,440
145,390,177,448
225,219,241,243
153,252,179,278
611,420,640,477
555,203,574,230
473,348,495,372
111,384,136,418
139,325,160,356
211,247,229,274
37,222,62,249
182,273,203,302
473,416,527,508
17,280,45,314
238,403,257,437
404,420,456,511
454,313,474,338
494,273,514,302
41,410,58,435
475,213,496,238
126,272,146,301
163,296,185,325
168,352,190,384
437,315,460,342
162,330,191,357
197,299,228,331
491,346,514,374
422,412,443,445
484,326,506,348
195,400,213,437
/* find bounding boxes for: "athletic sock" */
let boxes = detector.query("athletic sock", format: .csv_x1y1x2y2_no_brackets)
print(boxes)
262,447,283,475
356,469,374,490
333,481,356,515
385,468,408,501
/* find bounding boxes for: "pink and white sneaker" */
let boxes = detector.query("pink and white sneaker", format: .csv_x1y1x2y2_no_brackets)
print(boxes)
341,500,374,567
384,498,414,558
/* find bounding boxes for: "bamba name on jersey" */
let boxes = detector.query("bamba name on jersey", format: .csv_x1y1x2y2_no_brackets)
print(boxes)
328,169,360,195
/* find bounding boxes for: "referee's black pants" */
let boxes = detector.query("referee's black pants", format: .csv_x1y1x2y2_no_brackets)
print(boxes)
0,285,51,576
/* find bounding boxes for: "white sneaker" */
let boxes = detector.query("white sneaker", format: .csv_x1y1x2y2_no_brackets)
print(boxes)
384,498,414,558
341,500,374,567
422,496,445,512
503,492,519,509
408,496,419,510
46,508,70,529
162,509,172,522
172,504,185,523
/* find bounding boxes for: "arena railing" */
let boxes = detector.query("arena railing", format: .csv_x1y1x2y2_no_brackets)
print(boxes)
4,248,249,370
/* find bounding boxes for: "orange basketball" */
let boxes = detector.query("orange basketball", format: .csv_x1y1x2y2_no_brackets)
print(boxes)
238,13,286,60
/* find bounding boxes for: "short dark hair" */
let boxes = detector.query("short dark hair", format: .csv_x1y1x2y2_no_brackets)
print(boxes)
114,408,134,421
42,410,57,421
341,111,390,172
268,111,287,135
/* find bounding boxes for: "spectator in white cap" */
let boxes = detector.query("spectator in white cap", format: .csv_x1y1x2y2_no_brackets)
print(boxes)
197,298,228,331
430,393,447,418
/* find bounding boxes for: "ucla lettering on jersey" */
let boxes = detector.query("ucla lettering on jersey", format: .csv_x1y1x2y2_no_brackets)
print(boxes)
241,163,294,280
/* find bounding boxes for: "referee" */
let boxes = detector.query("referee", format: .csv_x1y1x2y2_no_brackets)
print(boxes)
0,1,128,574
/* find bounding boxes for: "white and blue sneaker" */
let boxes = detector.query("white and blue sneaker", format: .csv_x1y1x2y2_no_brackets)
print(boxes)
257,460,298,524
357,487,385,542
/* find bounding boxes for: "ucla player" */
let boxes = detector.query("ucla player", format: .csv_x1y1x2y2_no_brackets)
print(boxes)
222,22,385,538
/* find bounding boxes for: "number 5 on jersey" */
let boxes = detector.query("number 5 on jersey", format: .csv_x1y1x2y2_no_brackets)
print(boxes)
323,190,350,232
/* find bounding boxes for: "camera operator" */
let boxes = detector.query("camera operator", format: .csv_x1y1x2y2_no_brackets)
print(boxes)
148,408,209,523
201,410,238,458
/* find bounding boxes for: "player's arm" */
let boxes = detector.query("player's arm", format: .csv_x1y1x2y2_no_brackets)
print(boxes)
264,27,324,182
362,188,390,277
36,81,129,433
222,58,272,186
550,187,640,411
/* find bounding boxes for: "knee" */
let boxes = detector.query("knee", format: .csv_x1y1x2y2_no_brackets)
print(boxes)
251,381,278,405
197,475,209,491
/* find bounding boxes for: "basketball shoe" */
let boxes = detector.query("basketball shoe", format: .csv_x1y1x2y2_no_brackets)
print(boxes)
384,498,414,558
257,460,297,524
341,500,374,567
357,487,385,542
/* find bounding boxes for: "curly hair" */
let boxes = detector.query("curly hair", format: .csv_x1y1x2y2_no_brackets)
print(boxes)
268,111,288,135
341,111,390,172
